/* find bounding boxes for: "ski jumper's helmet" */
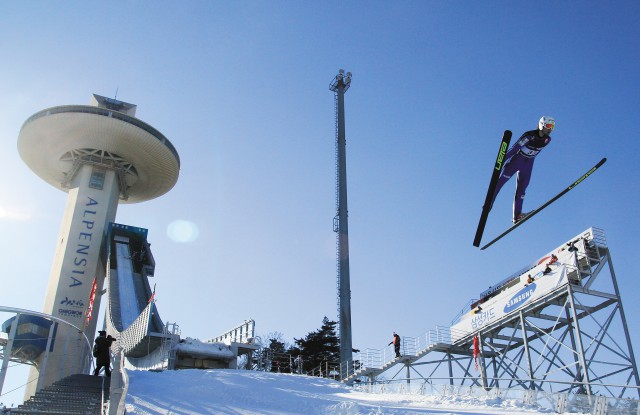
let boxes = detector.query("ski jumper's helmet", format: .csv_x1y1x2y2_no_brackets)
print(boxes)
539,116,555,132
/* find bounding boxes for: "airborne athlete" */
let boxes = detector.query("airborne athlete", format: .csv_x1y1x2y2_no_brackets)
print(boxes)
491,116,555,223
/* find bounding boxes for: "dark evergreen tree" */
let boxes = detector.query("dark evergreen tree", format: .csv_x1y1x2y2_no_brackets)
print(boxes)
266,337,291,373
294,317,340,373
253,333,292,372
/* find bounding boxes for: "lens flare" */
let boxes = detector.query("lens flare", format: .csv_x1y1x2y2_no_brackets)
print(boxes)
167,220,199,243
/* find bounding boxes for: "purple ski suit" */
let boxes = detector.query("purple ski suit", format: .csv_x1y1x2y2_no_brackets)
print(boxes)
491,129,551,220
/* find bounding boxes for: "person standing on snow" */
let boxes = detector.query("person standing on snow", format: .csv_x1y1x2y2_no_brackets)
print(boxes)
491,116,555,223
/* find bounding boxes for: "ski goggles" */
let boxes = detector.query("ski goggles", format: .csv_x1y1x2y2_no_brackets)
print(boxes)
543,123,555,131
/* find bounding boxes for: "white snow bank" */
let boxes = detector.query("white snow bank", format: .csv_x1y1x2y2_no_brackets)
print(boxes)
174,338,234,360
125,369,564,415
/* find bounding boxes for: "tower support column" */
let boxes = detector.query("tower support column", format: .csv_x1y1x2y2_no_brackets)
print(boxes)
27,164,120,397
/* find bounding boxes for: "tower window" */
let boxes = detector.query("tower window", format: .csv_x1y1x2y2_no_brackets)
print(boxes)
89,168,106,190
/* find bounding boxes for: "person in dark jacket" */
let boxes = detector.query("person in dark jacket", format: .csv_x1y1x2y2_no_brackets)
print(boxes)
93,330,116,376
389,332,401,358
491,116,555,223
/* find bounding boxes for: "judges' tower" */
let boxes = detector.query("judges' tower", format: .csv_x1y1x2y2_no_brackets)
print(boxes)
17,95,180,395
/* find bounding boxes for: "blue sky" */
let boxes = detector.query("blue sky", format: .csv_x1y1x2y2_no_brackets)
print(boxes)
1,0,639,404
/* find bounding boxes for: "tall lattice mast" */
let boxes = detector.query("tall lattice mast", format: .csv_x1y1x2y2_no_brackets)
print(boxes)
330,69,353,367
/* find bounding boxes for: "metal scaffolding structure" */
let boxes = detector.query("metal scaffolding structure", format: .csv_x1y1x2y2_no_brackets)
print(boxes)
343,228,639,405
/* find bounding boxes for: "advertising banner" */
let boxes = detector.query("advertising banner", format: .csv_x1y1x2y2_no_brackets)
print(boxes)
452,255,574,343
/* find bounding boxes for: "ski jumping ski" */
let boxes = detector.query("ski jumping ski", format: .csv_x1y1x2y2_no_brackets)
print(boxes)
480,157,607,250
473,130,512,247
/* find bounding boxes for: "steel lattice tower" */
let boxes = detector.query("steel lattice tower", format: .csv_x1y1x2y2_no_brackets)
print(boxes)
330,70,353,369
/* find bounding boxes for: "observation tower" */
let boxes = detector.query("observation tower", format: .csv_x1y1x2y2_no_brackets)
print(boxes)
17,94,180,396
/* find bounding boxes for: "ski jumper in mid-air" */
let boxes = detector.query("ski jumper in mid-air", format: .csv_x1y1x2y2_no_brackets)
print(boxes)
491,116,555,223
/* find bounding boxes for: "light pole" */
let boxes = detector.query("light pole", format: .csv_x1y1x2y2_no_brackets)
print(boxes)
330,70,353,369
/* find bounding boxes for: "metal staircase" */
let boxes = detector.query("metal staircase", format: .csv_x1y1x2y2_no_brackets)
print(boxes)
341,326,454,383
12,374,107,415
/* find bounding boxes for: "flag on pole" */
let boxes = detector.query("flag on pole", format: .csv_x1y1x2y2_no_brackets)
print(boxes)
85,277,98,328
148,283,156,303
473,335,480,371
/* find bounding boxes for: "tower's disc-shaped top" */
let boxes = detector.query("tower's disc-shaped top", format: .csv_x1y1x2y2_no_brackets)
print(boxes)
18,105,180,203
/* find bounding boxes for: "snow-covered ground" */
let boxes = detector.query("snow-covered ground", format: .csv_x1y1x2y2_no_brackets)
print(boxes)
125,369,565,415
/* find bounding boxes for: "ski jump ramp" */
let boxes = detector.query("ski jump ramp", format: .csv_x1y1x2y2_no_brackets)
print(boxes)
104,223,250,371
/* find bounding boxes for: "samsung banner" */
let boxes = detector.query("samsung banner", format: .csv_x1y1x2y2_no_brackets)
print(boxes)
451,249,576,343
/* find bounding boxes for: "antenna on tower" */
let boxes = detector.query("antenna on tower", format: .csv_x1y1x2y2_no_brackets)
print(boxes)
114,87,119,101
